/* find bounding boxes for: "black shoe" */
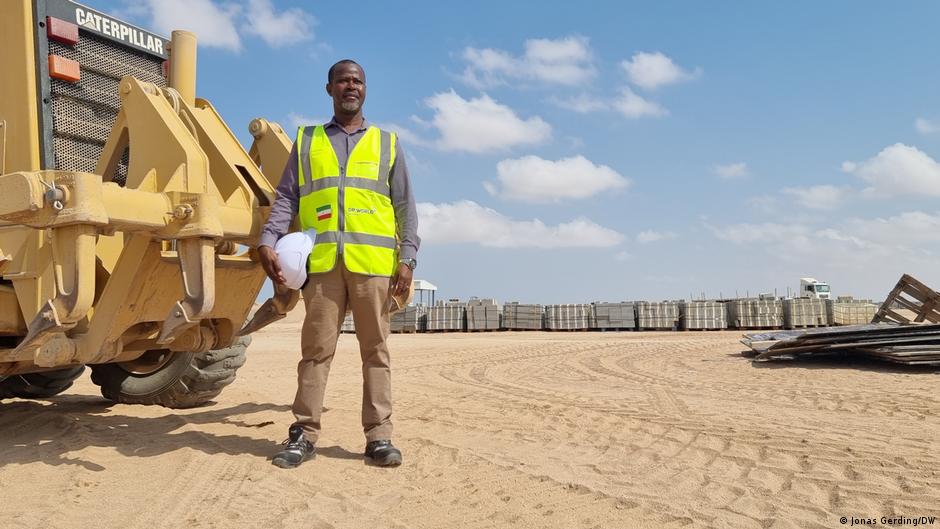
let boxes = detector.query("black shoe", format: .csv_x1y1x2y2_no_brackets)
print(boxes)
364,440,402,467
272,425,315,468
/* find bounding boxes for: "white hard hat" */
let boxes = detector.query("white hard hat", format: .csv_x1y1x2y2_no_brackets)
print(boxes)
274,229,316,290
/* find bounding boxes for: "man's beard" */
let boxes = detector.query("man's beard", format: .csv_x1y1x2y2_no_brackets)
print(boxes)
340,99,361,112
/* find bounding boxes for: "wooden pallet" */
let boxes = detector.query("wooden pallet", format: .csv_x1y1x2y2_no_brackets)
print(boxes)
873,273,940,324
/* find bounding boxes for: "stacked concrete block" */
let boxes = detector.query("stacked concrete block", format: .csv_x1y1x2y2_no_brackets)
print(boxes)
678,301,727,330
783,298,828,328
391,305,428,333
590,302,636,330
502,303,544,330
341,312,356,333
466,298,501,331
827,297,877,325
545,304,591,330
635,301,679,330
727,298,784,329
427,300,465,331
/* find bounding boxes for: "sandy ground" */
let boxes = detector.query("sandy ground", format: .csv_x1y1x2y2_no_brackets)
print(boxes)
2,310,940,529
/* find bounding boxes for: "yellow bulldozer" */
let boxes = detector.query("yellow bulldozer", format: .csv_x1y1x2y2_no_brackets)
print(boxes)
0,0,298,407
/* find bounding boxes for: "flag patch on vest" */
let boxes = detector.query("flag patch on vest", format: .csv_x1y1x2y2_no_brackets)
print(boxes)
316,205,332,221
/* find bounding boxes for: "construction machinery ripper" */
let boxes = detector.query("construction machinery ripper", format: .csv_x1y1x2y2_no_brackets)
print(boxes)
0,0,298,406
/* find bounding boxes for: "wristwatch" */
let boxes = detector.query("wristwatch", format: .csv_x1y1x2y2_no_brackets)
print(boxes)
399,258,417,271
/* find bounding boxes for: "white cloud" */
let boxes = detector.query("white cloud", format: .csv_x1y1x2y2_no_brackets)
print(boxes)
613,88,668,118
486,155,629,203
424,90,551,153
843,211,940,247
460,36,594,87
782,185,850,210
417,201,623,248
621,51,699,90
707,220,881,266
916,118,939,135
813,228,879,251
707,222,810,245
842,143,940,197
145,0,242,51
286,112,325,131
373,122,431,149
747,194,779,214
704,217,908,260
704,212,940,295
614,250,633,261
141,0,317,51
548,94,609,113
549,89,667,118
712,162,749,180
636,230,677,244
242,0,315,48
705,210,940,275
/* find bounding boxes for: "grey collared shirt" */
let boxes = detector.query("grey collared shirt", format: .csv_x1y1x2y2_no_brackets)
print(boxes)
259,117,420,262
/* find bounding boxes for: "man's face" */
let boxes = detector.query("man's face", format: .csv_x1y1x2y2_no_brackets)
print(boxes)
327,64,366,114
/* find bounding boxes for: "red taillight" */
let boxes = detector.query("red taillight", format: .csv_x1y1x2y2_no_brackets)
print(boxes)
162,60,170,78
46,16,79,46
49,55,81,83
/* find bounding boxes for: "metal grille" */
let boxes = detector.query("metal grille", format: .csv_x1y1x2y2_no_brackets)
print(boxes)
48,32,166,184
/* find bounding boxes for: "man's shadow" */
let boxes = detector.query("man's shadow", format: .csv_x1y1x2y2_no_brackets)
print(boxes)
316,445,364,460
0,396,300,471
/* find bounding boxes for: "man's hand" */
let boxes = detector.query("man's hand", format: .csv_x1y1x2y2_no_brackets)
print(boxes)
259,245,286,284
391,264,413,298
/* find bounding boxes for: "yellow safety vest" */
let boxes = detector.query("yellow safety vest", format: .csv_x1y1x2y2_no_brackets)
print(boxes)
296,125,398,276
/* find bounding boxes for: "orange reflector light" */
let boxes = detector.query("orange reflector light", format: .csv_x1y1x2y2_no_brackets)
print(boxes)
47,17,79,46
49,55,81,83
162,60,169,79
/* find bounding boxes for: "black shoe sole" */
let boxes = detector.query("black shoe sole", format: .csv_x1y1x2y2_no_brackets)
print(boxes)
272,453,315,469
370,453,402,467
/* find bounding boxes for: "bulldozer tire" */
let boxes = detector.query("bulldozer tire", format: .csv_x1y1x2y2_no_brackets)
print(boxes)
90,336,250,409
0,366,86,399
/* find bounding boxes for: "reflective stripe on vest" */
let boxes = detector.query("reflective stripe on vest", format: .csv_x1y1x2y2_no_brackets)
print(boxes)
297,125,398,276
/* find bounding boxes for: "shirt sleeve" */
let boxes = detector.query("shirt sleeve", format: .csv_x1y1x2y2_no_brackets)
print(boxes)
258,143,300,249
390,140,420,260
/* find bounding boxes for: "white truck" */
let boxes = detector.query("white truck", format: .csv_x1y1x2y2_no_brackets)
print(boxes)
799,278,831,300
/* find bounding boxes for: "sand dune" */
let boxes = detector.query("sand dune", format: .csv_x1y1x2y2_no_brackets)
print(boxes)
2,319,939,528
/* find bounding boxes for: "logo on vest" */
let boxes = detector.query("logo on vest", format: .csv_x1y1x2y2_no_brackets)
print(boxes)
316,205,332,221
347,207,377,215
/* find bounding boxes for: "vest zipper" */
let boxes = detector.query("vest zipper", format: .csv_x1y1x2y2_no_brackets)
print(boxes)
337,162,346,257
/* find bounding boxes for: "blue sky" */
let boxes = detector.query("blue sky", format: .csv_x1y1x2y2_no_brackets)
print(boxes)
90,0,940,303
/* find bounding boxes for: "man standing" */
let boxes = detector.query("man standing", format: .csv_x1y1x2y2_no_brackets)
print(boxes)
258,59,419,469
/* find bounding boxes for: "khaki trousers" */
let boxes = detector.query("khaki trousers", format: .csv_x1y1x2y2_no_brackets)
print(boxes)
292,261,393,443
